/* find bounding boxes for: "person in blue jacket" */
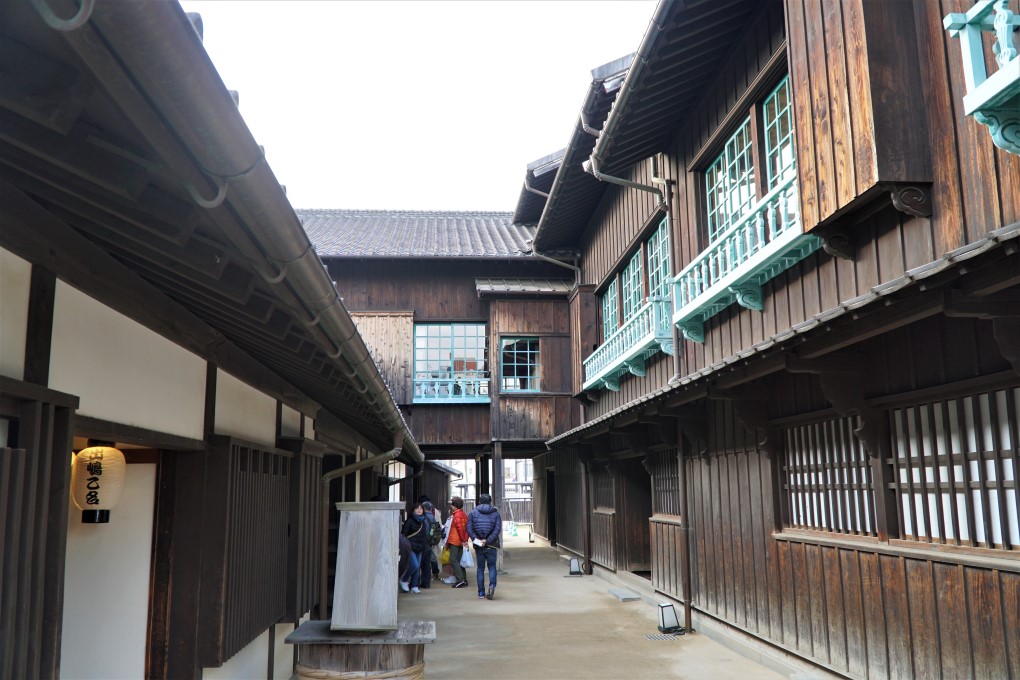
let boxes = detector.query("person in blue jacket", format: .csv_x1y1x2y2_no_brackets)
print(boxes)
466,493,502,600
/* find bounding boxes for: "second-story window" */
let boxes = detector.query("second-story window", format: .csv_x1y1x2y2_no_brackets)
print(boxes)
703,75,795,247
501,337,541,392
646,220,671,298
601,278,619,340
413,323,489,402
620,251,643,321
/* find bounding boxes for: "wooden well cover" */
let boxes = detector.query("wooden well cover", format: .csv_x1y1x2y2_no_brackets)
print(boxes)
331,501,404,631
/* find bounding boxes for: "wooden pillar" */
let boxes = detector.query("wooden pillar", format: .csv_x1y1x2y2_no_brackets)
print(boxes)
477,455,490,500
492,442,504,510
676,434,692,633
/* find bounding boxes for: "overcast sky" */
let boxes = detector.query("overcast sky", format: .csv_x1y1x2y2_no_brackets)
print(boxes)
179,1,658,212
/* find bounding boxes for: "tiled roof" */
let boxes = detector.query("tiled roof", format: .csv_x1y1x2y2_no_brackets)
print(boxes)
476,278,575,297
297,209,537,258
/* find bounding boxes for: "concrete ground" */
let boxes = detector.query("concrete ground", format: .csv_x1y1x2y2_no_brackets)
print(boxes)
395,533,799,680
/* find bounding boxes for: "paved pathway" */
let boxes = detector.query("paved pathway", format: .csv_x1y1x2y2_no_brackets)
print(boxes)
395,533,791,680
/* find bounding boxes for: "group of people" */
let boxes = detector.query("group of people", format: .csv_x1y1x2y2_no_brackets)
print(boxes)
398,493,502,600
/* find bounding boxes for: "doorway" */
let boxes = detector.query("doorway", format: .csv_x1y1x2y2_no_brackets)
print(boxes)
617,458,652,574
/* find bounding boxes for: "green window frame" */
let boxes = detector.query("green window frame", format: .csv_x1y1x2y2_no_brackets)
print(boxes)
500,337,541,392
646,219,671,298
601,279,619,341
763,76,795,189
620,251,643,321
704,117,755,244
413,323,488,401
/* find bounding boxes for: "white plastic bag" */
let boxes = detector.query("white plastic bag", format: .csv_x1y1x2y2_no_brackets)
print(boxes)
460,547,475,569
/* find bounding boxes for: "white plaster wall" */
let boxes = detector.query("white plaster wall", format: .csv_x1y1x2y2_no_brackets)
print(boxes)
0,247,31,380
273,624,295,680
48,283,206,439
305,415,315,439
280,404,302,438
60,463,156,680
214,369,277,447
203,629,268,680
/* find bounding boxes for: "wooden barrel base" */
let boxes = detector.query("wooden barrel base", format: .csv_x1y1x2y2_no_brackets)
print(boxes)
287,620,435,680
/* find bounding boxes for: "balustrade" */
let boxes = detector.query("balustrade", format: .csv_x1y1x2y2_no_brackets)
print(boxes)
413,373,490,403
582,296,673,391
672,173,820,343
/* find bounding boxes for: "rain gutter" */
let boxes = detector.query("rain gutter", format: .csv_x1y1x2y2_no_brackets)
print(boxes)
65,2,421,463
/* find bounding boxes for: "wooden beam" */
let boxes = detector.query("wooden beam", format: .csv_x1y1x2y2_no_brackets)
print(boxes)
0,36,93,134
784,352,865,374
74,415,204,451
943,289,1020,319
0,110,148,199
993,319,1020,377
23,265,56,386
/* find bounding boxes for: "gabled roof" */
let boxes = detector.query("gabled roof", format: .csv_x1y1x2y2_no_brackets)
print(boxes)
511,149,564,226
298,209,536,259
532,54,634,251
533,0,763,251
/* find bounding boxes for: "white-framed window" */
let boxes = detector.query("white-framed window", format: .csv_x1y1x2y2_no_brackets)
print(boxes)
601,279,619,341
763,76,795,189
621,251,644,321
500,337,541,392
705,117,755,244
646,219,671,298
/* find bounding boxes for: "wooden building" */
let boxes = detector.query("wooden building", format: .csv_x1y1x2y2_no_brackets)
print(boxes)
299,209,581,504
0,3,422,678
529,0,1020,677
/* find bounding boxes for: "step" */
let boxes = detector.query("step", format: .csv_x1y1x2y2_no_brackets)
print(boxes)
608,588,640,602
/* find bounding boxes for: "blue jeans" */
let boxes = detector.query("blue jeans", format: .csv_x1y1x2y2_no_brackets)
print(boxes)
475,546,498,594
402,551,421,588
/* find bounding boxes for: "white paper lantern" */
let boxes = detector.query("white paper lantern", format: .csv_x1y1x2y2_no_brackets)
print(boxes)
70,446,126,523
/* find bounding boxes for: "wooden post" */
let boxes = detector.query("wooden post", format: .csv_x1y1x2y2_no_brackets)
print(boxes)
492,442,504,511
676,434,693,633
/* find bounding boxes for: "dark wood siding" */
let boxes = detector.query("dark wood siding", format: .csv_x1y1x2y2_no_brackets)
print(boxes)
0,379,77,680
493,396,574,441
786,0,1020,239
570,285,598,395
405,405,489,446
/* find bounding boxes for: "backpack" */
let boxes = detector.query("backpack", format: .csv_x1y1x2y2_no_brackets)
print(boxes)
425,516,443,546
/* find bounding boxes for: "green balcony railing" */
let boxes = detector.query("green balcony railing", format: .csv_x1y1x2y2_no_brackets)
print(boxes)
582,296,674,392
945,0,1020,155
672,173,821,343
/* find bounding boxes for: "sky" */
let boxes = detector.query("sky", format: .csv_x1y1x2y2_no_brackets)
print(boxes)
178,1,658,212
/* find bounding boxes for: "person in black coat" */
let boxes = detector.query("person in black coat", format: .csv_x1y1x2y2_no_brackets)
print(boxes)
400,502,433,593
467,493,502,600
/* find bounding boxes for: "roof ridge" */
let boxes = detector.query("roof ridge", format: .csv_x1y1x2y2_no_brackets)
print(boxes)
296,208,513,217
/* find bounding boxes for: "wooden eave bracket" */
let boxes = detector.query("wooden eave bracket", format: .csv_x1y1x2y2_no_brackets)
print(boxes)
888,182,933,218
708,386,771,446
786,352,883,457
943,289,1020,376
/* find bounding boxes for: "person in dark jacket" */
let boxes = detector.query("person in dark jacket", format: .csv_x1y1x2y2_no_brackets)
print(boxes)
400,502,432,593
466,493,502,600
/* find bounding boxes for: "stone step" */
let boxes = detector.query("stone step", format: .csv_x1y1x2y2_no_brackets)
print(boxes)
608,588,640,602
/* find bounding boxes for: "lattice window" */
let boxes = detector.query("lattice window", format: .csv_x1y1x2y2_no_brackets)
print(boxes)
763,76,795,189
783,416,877,536
500,337,541,392
705,117,755,243
650,449,680,516
621,251,644,321
646,219,672,299
413,323,489,400
891,387,1020,551
601,278,619,341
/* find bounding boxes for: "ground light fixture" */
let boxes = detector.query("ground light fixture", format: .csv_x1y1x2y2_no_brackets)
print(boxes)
70,445,126,523
657,602,685,635
568,557,583,576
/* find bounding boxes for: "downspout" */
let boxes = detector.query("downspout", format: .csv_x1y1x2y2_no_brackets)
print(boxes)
319,432,402,620
676,437,693,632
523,175,549,199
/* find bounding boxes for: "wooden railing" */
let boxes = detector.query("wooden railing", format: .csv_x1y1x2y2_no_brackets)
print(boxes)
413,372,490,403
582,296,674,392
672,173,821,343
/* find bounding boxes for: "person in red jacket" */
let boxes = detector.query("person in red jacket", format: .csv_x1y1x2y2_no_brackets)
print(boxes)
446,496,470,588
